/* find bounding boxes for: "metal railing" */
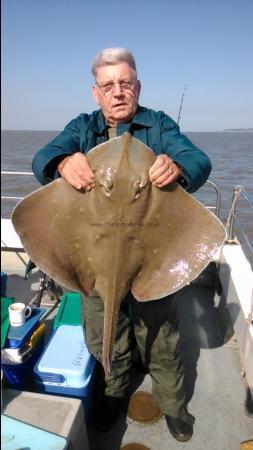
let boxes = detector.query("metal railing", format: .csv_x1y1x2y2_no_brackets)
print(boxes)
1,171,222,213
226,185,253,241
1,171,34,202
225,185,253,268
203,179,221,217
1,171,252,265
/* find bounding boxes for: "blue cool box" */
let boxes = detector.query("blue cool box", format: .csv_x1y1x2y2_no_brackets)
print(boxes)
5,307,45,349
34,325,96,417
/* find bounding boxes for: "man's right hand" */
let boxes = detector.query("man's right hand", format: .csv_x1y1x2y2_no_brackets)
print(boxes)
57,152,95,190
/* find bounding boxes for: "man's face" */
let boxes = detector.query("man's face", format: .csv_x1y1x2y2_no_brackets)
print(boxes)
92,62,141,126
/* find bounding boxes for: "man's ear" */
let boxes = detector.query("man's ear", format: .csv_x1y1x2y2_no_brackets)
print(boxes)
135,80,141,101
92,85,100,105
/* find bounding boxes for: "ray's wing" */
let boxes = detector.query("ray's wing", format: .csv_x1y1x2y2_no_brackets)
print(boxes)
11,136,133,294
131,182,226,301
11,178,94,293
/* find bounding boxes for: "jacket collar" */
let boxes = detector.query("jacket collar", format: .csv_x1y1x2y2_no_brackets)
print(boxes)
90,110,107,134
131,106,154,127
90,105,154,134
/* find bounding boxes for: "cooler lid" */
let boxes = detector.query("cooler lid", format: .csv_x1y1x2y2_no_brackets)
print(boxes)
1,415,68,450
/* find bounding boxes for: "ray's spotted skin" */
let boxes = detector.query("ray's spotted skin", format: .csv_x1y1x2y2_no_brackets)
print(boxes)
12,133,226,378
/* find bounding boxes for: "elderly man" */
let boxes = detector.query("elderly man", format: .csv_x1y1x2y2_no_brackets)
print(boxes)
33,48,211,442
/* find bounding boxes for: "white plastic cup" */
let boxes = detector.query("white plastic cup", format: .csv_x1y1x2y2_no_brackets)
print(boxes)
8,303,32,327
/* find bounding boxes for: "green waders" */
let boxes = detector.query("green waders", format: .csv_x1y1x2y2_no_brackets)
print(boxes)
83,290,187,418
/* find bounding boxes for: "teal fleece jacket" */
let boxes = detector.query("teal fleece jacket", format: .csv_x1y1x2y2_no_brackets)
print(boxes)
32,106,211,193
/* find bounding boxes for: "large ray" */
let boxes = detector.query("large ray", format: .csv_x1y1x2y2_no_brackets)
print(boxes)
12,133,226,377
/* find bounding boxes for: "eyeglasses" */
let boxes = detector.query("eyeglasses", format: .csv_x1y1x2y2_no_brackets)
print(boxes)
96,79,137,96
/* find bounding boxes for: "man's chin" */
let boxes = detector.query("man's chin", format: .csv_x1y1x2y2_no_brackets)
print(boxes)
111,110,133,123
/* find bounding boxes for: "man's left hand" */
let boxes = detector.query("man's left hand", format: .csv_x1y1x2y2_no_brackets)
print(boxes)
149,155,183,188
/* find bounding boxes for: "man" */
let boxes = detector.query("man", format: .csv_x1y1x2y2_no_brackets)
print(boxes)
32,48,211,442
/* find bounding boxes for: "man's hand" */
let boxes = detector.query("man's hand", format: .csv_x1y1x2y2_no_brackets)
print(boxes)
57,152,95,190
149,155,182,188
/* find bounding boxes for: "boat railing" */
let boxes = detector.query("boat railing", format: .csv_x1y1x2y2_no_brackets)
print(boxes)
1,171,252,267
196,179,253,268
225,185,253,268
202,179,221,217
226,185,252,240
1,171,34,202
1,171,222,213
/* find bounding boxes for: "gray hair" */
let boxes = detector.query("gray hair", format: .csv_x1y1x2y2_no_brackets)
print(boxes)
91,48,137,78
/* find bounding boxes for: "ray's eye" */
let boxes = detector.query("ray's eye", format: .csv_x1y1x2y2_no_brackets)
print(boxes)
98,167,114,196
103,178,113,195
133,179,145,199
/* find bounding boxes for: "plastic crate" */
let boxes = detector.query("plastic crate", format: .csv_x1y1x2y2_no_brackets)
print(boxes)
53,292,82,329
2,322,45,363
1,339,45,389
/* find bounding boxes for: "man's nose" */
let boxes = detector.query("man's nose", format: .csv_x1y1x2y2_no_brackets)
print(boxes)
113,82,124,95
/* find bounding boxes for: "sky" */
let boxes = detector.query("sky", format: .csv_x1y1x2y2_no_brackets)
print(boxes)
2,0,253,132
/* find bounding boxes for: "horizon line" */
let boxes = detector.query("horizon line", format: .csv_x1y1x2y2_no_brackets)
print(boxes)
2,128,253,133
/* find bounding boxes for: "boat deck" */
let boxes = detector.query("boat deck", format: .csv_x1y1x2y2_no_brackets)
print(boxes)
2,266,253,450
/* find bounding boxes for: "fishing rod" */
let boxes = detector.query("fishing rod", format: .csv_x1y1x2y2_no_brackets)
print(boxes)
177,84,187,125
